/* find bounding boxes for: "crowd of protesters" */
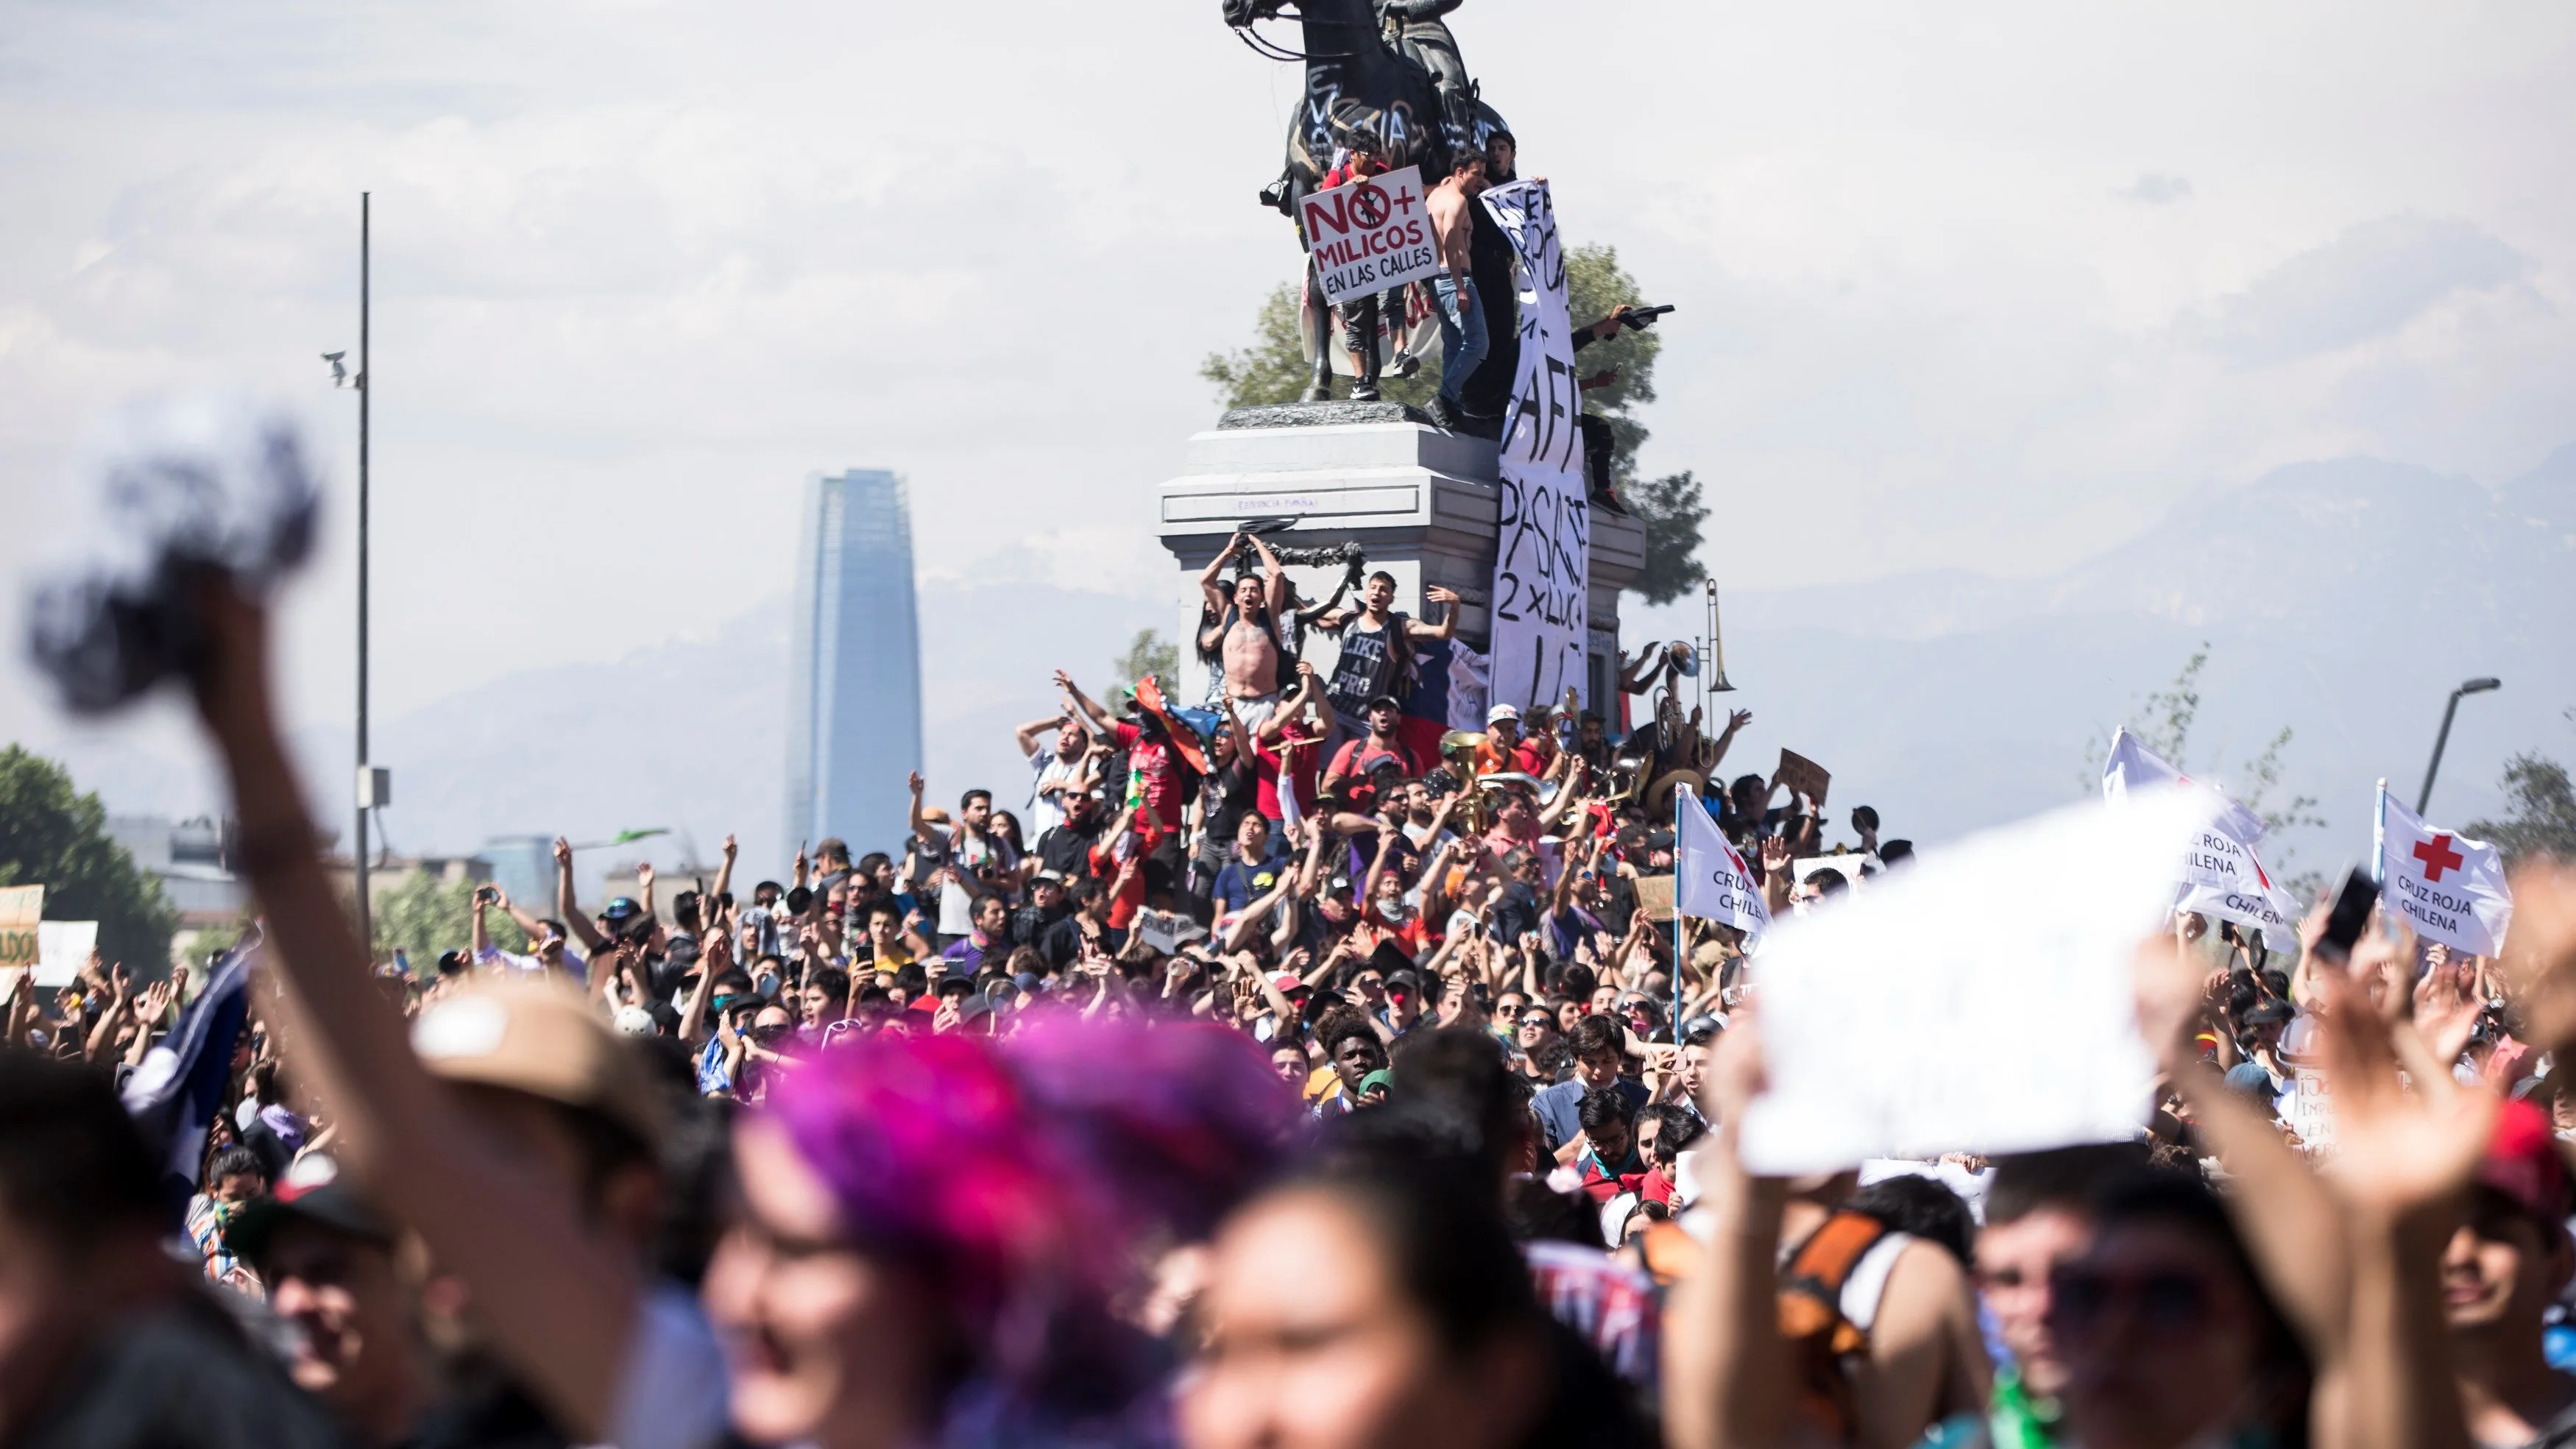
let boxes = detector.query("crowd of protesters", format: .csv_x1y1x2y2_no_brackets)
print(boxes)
11,562,2576,1449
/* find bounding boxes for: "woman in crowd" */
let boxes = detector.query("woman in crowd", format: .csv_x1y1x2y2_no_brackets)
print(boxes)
706,1017,1289,1449
1181,1140,1648,1449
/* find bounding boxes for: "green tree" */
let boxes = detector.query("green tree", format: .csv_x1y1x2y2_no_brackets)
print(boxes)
2469,710,2576,863
1198,246,1707,600
1111,628,1181,689
371,871,523,968
1625,470,1710,606
0,745,177,973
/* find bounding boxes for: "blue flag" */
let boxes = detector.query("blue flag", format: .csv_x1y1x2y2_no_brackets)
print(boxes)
120,936,255,1219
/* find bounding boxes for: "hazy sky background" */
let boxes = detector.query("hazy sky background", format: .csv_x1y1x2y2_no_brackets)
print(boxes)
4,0,2572,843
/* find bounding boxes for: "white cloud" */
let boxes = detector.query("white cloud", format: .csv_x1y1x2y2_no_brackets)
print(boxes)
3,0,2575,838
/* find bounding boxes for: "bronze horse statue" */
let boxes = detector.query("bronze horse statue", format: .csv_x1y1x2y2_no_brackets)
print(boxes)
1222,0,1490,403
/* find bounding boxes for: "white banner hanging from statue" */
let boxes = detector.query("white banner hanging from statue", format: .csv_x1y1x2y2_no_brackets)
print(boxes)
1300,166,1443,308
1479,178,1589,712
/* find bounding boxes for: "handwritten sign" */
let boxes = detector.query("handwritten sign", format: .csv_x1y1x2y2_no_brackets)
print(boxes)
1734,787,2215,1174
1301,166,1441,308
0,885,39,974
1479,179,1588,712
1773,749,1832,808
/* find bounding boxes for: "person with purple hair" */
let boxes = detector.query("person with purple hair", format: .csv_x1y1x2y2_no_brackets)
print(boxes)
702,1017,1293,1449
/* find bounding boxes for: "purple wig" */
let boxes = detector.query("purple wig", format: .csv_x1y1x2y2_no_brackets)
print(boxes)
762,1019,1295,1395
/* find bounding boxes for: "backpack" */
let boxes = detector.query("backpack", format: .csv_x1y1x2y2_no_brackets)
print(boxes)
1777,1209,1892,1443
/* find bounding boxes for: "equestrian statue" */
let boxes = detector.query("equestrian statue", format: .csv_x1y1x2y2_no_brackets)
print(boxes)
1221,0,1508,403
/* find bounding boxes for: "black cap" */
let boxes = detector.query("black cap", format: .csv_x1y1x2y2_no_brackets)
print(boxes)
230,1155,394,1267
1366,693,1403,712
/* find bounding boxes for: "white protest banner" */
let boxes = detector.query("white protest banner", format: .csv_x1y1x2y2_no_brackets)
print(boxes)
1300,166,1441,308
1479,178,1588,711
1735,787,2216,1175
2377,790,2512,956
35,920,97,989
1675,790,1772,938
2102,729,2296,947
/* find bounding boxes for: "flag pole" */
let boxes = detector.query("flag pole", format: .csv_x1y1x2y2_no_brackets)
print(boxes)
1672,782,1685,1043
2372,779,2388,888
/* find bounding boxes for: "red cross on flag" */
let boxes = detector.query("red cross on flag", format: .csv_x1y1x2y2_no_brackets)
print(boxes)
2377,793,2512,956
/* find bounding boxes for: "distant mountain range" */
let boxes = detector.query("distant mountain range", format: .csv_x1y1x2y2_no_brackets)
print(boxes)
1634,442,2576,881
35,442,2575,896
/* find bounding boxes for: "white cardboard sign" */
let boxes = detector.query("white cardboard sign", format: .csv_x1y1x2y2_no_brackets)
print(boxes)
1734,787,2215,1175
1300,166,1441,308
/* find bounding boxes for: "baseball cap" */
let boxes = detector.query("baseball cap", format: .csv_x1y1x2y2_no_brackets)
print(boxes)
411,977,666,1147
1487,702,1521,725
1366,693,1403,712
1357,1069,1395,1098
601,896,644,922
230,1154,393,1266
611,1005,657,1038
2478,1098,2569,1223
1269,971,1304,993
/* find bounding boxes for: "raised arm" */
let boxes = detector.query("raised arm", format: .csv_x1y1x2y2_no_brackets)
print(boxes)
185,580,639,1442
1015,709,1069,759
710,834,737,906
1537,758,1590,832
554,837,608,953
1409,583,1462,643
1197,532,1245,617
1248,531,1289,620
907,770,938,844
1055,669,1116,734
1259,662,1323,746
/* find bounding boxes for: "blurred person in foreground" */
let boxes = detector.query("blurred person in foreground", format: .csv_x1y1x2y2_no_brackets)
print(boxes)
232,1154,431,1448
1181,1121,1649,1449
707,1016,1288,1448
0,1051,343,1448
180,577,724,1449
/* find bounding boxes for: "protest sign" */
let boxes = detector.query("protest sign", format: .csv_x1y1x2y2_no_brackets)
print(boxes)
35,920,98,989
1299,166,1441,308
1735,787,2215,1175
1773,749,1832,807
1635,873,1676,924
1479,179,1588,712
1134,908,1206,957
2377,790,2512,956
0,885,40,975
1675,790,1771,937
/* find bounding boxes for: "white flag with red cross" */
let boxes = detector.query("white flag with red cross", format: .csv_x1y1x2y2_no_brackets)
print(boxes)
1676,787,1772,938
2102,729,2296,946
2377,794,2512,957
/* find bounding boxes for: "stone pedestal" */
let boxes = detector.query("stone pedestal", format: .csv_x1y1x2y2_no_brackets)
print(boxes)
1153,408,1645,710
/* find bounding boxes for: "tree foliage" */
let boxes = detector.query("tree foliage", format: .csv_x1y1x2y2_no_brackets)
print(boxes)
1199,244,1706,601
1625,470,1710,606
2469,710,2576,864
1111,628,1181,690
0,745,177,973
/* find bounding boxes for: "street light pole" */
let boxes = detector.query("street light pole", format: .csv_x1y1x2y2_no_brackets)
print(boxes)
354,192,373,957
2416,676,2501,815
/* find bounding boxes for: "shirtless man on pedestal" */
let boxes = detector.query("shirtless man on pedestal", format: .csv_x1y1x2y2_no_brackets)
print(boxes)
1196,531,1293,732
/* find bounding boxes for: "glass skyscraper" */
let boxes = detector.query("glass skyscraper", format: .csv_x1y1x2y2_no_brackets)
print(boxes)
783,469,923,868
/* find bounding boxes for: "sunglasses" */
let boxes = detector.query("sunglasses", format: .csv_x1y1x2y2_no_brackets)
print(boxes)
2050,1266,2218,1337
